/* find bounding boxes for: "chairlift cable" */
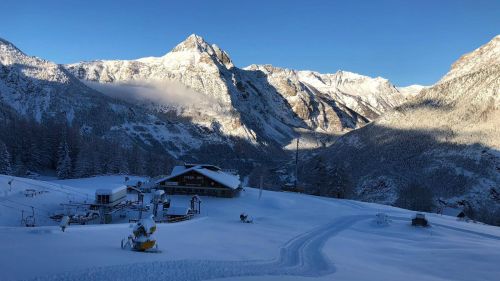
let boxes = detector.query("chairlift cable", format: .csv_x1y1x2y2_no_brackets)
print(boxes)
0,201,24,211
2,198,52,214
0,176,88,199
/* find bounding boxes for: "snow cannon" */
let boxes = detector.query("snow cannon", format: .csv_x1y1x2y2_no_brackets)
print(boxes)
122,215,160,252
240,212,253,223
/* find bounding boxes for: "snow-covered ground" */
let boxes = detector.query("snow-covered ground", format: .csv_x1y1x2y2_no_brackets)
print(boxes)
0,175,499,281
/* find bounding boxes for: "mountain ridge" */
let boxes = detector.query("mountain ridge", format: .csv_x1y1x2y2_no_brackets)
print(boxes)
301,34,500,225
439,35,500,83
67,34,416,149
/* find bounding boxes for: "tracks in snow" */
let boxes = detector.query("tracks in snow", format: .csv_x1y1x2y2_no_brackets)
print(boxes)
389,216,500,241
31,215,370,281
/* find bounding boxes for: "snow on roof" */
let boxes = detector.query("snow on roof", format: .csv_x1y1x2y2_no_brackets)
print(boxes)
195,168,240,189
95,185,127,195
442,207,465,217
171,165,188,175
154,190,165,196
184,163,221,170
156,165,240,189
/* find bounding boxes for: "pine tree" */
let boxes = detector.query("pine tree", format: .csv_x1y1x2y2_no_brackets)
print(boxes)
74,144,94,178
0,141,12,175
329,166,352,198
127,144,149,176
395,183,434,212
13,154,27,176
107,149,129,175
56,140,72,179
18,121,35,170
35,126,52,168
92,147,104,175
137,154,147,175
120,158,130,175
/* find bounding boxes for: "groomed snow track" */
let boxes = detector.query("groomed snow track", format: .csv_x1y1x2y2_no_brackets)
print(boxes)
30,215,370,281
389,216,500,241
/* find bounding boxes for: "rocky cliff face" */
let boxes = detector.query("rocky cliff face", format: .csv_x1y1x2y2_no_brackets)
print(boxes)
302,35,500,225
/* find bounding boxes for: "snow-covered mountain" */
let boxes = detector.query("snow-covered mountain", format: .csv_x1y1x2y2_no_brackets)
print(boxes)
0,37,254,163
0,37,110,124
396,84,427,97
244,64,408,119
67,34,413,149
302,35,500,225
439,35,500,83
1,34,428,187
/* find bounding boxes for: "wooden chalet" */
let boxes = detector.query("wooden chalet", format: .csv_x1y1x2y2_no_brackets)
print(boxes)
155,164,242,198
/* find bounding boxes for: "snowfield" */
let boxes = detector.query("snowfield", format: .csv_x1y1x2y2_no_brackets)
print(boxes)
0,175,499,281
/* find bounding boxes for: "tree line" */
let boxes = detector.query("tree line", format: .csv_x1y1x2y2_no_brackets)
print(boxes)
0,116,174,179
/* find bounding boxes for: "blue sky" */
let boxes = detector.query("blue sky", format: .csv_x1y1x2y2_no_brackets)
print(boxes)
1,0,498,86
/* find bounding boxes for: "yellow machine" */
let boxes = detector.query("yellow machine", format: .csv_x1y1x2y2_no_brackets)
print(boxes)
121,215,160,252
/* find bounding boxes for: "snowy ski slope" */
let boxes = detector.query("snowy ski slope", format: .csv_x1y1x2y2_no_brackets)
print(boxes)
0,176,499,281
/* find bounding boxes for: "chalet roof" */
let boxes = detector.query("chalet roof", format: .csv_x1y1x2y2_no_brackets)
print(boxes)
171,165,187,175
156,165,241,189
442,207,465,217
184,163,222,171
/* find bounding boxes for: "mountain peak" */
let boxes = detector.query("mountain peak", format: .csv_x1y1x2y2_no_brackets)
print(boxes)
168,34,233,69
186,33,206,42
172,34,210,53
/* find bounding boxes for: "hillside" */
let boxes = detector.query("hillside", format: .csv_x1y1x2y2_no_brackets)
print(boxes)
302,35,500,225
0,175,499,281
